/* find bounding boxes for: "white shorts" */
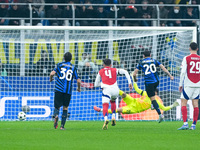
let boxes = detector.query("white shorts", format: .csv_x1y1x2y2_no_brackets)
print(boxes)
102,86,119,103
181,86,200,100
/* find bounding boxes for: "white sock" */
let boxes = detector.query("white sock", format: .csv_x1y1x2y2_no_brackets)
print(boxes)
112,113,115,119
104,116,108,121
100,109,103,112
184,122,188,125
192,124,196,126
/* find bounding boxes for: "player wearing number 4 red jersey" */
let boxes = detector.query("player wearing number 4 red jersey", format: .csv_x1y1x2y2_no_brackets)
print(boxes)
94,59,133,130
178,42,200,130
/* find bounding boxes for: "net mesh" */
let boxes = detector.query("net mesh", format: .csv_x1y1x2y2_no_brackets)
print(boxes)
0,27,194,121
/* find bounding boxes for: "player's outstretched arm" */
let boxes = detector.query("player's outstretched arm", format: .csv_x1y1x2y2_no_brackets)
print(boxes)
133,82,147,96
117,69,132,90
179,57,187,92
159,64,174,80
119,90,126,97
50,71,56,82
132,69,139,82
130,72,147,96
77,79,81,92
94,73,101,87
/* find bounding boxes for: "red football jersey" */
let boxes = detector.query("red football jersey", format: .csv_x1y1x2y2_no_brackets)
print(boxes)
186,54,200,83
99,67,117,85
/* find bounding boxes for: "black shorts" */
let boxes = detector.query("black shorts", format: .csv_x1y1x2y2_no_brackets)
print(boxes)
145,82,159,98
54,92,71,108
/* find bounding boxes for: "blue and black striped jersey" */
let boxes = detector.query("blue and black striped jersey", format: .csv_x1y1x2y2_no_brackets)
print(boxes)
53,62,79,94
136,57,161,84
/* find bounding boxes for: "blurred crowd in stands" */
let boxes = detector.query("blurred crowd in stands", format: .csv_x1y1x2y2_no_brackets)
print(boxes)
0,0,199,26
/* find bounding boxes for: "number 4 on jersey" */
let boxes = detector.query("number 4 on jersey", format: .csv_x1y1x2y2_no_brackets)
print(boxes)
105,70,112,78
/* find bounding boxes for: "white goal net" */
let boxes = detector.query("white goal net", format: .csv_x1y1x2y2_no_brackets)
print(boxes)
0,26,196,121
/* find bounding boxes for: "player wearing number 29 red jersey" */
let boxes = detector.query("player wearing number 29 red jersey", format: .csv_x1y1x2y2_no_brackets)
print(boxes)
94,59,133,130
178,42,200,130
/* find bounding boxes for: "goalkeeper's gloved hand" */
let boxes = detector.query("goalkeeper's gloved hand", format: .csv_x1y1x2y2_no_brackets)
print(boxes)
130,72,138,83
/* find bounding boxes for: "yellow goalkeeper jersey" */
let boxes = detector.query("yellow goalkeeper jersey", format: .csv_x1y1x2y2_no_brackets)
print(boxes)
122,83,162,113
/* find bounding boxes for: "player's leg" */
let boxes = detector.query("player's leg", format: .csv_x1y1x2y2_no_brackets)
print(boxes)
93,106,121,114
146,82,163,123
177,98,189,130
190,88,199,130
178,87,190,130
53,107,59,129
102,102,109,130
60,93,71,130
110,87,119,126
102,91,110,130
94,107,127,114
157,100,179,111
94,106,135,115
53,92,62,129
93,106,102,112
110,100,116,126
60,106,68,130
157,100,170,111
94,89,134,116
190,99,199,130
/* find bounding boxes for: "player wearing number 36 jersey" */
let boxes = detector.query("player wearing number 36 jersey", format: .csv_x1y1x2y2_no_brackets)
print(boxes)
94,59,133,130
132,50,174,123
178,42,200,130
50,52,81,130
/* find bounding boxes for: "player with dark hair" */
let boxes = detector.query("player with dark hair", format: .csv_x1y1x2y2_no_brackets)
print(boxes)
132,50,174,123
94,74,179,116
94,58,133,130
50,52,81,130
178,42,200,130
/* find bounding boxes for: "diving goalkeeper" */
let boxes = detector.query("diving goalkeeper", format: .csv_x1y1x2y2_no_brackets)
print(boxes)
94,74,179,117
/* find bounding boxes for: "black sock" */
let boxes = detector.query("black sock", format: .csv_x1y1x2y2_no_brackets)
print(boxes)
152,100,161,115
61,110,68,127
53,108,59,117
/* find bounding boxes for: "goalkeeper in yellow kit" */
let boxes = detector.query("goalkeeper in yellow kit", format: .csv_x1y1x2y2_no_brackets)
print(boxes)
94,74,179,117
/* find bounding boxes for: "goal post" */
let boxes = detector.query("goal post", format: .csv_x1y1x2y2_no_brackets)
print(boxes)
0,26,197,121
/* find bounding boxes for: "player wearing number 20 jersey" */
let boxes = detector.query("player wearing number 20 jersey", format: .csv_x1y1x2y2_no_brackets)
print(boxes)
134,51,173,98
136,57,161,84
94,59,132,129
132,51,173,123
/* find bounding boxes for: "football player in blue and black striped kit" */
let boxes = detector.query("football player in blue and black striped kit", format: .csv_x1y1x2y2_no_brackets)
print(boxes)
50,52,81,130
132,51,174,123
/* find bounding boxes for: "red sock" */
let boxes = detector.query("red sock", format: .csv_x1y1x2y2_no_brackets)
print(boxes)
103,103,109,117
110,100,116,113
181,106,187,122
193,107,199,125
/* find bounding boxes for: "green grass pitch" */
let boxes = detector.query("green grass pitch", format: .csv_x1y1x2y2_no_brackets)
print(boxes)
0,121,200,150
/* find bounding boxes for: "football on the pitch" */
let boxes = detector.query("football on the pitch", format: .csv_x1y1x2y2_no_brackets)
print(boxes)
21,105,30,113
18,111,26,121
